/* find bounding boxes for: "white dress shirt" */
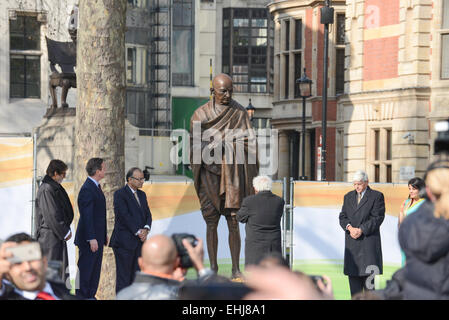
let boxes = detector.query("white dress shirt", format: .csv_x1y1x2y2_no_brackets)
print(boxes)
0,280,59,300
127,185,150,236
346,188,368,230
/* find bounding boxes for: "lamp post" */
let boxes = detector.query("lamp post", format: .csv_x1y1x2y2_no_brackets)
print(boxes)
246,98,255,121
296,68,312,181
320,0,334,181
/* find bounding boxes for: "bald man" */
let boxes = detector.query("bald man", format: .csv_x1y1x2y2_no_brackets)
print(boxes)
116,235,213,300
190,73,259,279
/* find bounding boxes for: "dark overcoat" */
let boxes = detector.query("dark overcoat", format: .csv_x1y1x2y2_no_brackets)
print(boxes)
339,186,385,276
35,174,74,277
399,201,449,299
236,191,285,266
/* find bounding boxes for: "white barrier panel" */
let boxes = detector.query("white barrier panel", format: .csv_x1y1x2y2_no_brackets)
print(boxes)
0,183,32,240
292,206,401,265
0,137,33,240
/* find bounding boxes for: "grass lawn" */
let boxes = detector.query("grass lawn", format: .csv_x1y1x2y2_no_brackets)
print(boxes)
68,260,401,299
186,259,401,300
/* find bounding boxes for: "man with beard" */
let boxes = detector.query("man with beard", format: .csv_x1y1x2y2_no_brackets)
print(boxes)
35,159,74,282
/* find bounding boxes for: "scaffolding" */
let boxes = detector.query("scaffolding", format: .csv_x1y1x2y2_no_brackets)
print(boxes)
148,0,172,135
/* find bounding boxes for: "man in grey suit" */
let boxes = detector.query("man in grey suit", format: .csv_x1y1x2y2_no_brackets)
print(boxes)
339,170,385,297
236,175,285,267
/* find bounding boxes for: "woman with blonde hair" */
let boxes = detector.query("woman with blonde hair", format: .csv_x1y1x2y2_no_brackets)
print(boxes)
398,160,449,299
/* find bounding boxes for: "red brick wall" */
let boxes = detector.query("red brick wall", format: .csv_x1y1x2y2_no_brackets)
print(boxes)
312,100,337,122
306,7,337,180
363,36,399,81
365,0,400,28
305,8,313,78
362,0,400,81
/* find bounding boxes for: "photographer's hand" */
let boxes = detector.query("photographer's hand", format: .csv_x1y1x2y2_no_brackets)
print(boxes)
243,266,325,300
182,238,205,272
0,242,16,289
316,275,334,300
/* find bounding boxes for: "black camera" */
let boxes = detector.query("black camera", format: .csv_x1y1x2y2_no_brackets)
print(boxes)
434,119,449,155
171,233,198,268
143,166,154,181
179,282,253,300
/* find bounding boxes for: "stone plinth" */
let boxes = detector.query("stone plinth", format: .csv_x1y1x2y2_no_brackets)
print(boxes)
33,109,76,181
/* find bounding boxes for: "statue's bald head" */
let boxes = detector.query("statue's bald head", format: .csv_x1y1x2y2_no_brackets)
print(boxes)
212,73,233,88
139,234,178,274
211,73,233,105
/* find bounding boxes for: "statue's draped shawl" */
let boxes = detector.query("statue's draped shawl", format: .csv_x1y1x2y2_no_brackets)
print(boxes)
190,99,259,210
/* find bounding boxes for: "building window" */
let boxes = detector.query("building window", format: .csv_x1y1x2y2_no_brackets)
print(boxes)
386,128,392,161
222,8,272,93
251,117,271,130
127,0,148,8
9,15,41,99
268,20,274,94
294,53,302,98
277,17,302,100
441,0,449,79
126,46,148,86
335,13,345,95
371,127,392,182
295,19,302,50
173,0,194,86
284,54,289,99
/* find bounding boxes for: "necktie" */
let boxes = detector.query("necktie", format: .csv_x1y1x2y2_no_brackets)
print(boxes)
98,184,104,196
36,291,56,300
134,192,141,207
357,193,362,205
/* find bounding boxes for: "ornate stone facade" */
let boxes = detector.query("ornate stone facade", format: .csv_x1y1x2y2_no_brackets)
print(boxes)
269,0,449,182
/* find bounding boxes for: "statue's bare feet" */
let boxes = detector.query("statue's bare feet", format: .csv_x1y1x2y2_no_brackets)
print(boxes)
210,263,218,274
231,269,243,281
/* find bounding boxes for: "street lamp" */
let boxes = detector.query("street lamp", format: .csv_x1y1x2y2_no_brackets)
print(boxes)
246,99,255,121
296,68,312,181
320,0,334,181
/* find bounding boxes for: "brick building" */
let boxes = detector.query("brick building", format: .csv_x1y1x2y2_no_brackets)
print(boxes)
268,0,449,182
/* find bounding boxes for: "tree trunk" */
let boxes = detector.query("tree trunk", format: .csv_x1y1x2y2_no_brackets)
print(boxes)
74,0,126,300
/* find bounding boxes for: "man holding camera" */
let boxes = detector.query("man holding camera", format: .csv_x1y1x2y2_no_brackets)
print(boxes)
0,233,76,300
116,234,214,300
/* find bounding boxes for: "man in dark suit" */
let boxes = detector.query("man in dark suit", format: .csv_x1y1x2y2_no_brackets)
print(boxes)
110,167,152,293
339,170,385,297
236,175,285,267
0,233,77,300
35,159,74,282
74,157,107,299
